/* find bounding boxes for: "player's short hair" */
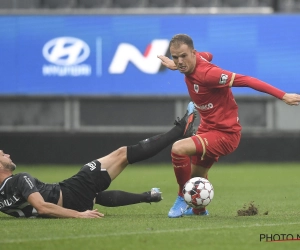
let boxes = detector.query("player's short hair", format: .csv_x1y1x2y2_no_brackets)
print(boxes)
169,34,194,49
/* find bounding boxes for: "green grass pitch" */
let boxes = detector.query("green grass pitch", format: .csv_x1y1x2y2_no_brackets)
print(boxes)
1,162,300,250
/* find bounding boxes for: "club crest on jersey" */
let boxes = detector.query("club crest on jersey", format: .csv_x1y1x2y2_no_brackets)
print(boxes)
219,74,228,84
194,84,199,93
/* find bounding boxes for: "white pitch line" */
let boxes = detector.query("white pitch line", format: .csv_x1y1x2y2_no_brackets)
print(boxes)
1,221,300,244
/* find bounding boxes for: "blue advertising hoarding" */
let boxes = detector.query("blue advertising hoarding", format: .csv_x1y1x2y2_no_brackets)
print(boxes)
0,15,300,96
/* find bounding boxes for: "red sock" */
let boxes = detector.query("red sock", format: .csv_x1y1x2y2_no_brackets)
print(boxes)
171,152,191,197
192,207,207,214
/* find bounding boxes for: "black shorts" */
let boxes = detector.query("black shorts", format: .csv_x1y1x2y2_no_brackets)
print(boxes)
59,160,111,212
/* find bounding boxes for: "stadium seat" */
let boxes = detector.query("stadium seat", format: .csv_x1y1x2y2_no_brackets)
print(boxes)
112,0,147,8
0,0,14,8
15,0,41,8
222,0,259,7
77,0,112,8
284,0,300,12
257,0,272,6
148,0,183,7
42,0,76,8
185,0,222,7
294,0,300,10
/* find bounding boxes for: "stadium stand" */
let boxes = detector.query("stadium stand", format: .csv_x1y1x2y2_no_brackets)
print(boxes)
41,0,76,8
280,0,300,12
0,0,42,9
257,0,273,7
148,0,183,8
185,0,222,7
0,0,13,8
77,0,112,8
222,0,258,7
0,0,299,12
112,0,147,8
18,0,41,8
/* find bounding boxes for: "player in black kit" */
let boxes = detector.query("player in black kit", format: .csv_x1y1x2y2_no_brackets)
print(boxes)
0,102,196,218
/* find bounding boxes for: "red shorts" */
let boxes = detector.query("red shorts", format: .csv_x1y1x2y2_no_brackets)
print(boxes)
191,130,241,168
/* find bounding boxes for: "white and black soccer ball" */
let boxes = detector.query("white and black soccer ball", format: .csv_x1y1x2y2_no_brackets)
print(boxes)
183,177,214,209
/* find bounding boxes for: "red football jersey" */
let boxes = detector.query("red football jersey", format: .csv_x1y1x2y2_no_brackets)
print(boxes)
185,52,285,133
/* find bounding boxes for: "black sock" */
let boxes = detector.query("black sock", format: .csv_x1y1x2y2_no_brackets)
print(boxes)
95,190,150,207
127,125,184,164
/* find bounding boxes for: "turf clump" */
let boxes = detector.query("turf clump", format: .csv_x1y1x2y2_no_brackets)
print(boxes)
237,201,258,216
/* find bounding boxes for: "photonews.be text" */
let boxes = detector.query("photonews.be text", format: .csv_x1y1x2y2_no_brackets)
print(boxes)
260,234,300,242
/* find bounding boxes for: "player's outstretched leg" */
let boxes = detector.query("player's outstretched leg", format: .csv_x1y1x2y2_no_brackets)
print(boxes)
127,102,196,164
147,188,163,203
99,102,196,182
183,207,209,216
95,188,162,207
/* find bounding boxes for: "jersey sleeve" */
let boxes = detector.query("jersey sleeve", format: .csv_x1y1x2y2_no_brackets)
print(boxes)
202,66,236,88
198,52,213,62
232,74,286,99
17,173,39,200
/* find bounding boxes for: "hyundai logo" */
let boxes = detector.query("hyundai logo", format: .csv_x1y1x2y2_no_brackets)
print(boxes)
43,37,90,66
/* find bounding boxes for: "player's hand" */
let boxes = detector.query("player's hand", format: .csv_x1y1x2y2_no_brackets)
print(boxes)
79,209,104,218
282,93,300,106
157,55,177,70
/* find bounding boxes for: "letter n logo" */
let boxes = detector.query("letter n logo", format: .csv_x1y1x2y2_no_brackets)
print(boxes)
109,39,169,74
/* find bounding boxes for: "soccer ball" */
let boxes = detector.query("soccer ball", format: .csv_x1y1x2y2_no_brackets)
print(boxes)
183,177,214,209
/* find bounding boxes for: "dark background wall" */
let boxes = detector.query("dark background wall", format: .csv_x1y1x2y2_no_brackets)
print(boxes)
1,132,299,165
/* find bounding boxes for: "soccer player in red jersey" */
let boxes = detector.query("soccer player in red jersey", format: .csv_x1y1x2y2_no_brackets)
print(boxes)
158,34,300,218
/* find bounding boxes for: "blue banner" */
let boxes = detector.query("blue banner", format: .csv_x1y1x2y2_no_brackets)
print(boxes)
0,15,300,95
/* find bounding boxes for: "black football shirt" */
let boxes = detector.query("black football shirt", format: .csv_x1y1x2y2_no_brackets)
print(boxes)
0,173,60,218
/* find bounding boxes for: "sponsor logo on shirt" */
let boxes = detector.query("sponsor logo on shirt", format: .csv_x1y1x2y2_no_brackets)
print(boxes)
24,176,34,189
219,74,228,84
0,195,20,209
195,103,214,111
86,161,97,171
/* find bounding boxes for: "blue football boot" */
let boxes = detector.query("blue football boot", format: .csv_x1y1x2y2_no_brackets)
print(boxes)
183,206,209,216
168,196,187,218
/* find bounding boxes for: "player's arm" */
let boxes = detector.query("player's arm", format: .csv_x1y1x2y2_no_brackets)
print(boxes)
157,55,177,70
232,74,300,106
282,93,300,105
27,192,104,218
